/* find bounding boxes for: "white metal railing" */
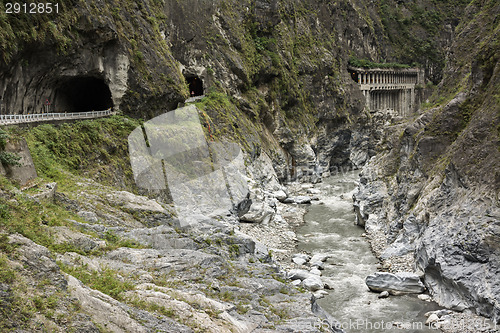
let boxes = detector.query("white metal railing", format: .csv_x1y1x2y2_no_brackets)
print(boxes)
0,109,115,125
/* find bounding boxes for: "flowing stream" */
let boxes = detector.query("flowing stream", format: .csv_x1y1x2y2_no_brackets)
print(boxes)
297,170,440,333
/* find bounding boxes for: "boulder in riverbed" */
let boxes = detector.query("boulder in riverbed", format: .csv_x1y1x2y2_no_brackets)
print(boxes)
294,196,312,204
302,275,323,291
365,272,425,295
273,190,288,201
288,269,311,281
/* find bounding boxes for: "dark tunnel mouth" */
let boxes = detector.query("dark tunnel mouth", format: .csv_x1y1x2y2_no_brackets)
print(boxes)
185,75,204,97
349,69,359,83
54,77,113,112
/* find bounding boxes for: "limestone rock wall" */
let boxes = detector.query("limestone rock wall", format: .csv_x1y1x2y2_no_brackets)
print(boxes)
353,0,500,322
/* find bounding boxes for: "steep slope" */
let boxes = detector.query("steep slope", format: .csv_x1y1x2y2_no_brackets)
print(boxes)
354,0,500,322
1,0,470,174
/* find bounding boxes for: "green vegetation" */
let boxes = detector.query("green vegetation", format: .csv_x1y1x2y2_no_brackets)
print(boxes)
377,0,471,82
0,254,32,328
0,190,81,249
194,91,261,152
0,0,76,62
348,57,411,69
0,129,21,167
127,296,176,318
60,263,134,301
19,115,141,190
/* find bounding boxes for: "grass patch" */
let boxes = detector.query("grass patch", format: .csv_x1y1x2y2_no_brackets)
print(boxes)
60,263,134,301
17,115,142,191
127,296,176,318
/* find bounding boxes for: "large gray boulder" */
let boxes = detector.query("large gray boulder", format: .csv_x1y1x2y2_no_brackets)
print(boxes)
302,275,324,292
366,272,425,295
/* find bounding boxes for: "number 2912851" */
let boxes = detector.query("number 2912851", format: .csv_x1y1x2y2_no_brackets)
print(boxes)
5,3,59,14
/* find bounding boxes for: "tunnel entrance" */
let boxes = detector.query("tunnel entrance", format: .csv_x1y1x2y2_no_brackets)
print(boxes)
349,70,359,83
54,77,113,112
185,75,204,97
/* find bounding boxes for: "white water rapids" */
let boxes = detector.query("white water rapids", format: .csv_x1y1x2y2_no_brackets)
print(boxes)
297,170,441,333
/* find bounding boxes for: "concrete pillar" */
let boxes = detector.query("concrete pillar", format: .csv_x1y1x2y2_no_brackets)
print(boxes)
401,90,404,116
406,89,409,115
400,90,403,116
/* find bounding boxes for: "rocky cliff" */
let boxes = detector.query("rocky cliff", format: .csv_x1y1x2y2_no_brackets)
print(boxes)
1,0,469,174
1,0,498,331
354,0,500,323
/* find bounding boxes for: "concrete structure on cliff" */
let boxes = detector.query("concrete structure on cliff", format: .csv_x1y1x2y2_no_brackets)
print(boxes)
349,67,425,117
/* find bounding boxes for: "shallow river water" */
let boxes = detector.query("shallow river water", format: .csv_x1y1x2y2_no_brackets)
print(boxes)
297,170,441,333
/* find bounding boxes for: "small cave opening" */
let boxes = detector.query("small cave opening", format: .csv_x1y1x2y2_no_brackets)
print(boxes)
185,75,204,97
54,77,113,112
349,70,359,83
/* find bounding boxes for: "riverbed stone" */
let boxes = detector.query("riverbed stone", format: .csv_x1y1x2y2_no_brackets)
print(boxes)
292,257,308,265
239,200,275,224
310,268,322,276
378,291,390,298
313,290,328,299
293,253,311,261
273,190,288,201
288,269,311,281
365,272,425,295
310,254,329,269
418,294,431,301
294,196,312,204
302,276,323,291
425,313,439,326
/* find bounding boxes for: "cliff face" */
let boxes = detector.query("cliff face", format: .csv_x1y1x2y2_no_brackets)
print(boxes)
0,0,467,174
354,0,500,322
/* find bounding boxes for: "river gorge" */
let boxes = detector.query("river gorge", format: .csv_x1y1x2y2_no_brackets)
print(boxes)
0,0,498,332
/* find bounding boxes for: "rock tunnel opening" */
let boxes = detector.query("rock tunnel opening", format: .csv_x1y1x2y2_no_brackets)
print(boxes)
54,77,113,112
349,70,359,83
185,75,204,97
